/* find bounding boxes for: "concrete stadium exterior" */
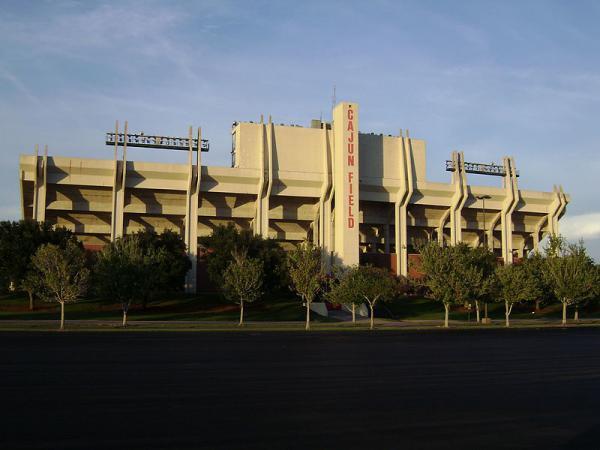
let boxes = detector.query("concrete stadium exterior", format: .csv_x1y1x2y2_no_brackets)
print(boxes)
18,102,568,292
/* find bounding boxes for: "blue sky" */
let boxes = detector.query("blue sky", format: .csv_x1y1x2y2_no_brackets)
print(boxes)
1,0,599,259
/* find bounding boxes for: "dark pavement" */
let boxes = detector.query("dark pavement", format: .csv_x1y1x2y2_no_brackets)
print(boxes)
1,329,599,449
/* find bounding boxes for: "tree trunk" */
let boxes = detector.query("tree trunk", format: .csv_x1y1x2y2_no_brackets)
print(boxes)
505,301,510,328
369,303,375,330
122,309,127,327
562,302,567,326
574,306,579,322
59,302,65,331
484,302,488,321
535,299,541,312
28,292,34,311
352,303,356,324
475,301,481,323
444,303,449,328
305,301,311,331
239,300,244,326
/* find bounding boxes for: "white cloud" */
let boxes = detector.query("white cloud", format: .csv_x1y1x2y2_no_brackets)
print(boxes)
560,213,600,241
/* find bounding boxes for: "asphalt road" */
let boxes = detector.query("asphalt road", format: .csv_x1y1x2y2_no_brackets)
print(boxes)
1,329,599,450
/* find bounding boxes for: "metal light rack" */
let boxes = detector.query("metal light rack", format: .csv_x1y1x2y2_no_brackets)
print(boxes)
106,132,209,152
445,160,519,177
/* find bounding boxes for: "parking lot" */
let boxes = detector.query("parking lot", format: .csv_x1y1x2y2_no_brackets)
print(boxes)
1,328,598,449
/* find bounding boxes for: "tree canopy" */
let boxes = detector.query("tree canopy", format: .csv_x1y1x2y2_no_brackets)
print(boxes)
287,241,323,330
329,265,397,329
544,238,598,325
0,220,77,296
132,229,191,300
31,241,89,330
222,250,264,326
199,224,286,294
94,235,167,326
419,242,492,327
495,260,542,327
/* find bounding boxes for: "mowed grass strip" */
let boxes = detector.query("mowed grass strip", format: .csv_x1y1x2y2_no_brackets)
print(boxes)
1,291,599,326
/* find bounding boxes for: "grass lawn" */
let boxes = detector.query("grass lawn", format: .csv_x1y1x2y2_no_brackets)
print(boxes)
0,291,333,323
378,296,600,322
1,291,598,324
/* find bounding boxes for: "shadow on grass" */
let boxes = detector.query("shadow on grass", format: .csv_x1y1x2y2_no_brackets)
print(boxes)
2,291,599,323
0,292,335,323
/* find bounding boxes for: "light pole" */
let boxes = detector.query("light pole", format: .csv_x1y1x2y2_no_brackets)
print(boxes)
476,195,491,249
476,195,492,324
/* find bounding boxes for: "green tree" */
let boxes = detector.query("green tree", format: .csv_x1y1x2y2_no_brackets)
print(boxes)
545,234,566,258
327,265,359,323
419,242,483,328
222,250,264,326
544,239,598,325
527,251,552,311
469,246,497,323
330,265,396,330
94,236,166,326
0,220,76,308
287,241,323,331
495,260,542,327
31,242,89,330
20,269,42,311
133,230,191,306
199,224,286,294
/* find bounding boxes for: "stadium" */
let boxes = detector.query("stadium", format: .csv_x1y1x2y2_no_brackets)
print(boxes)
19,102,568,292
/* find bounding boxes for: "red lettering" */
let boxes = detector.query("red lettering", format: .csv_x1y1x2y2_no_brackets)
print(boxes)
346,107,357,231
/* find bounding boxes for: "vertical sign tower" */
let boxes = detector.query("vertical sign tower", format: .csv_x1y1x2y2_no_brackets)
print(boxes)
333,102,359,266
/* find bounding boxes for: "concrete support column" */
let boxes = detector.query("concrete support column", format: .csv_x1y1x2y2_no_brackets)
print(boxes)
32,144,48,222
261,119,274,239
254,116,266,236
546,186,560,236
553,186,567,235
487,212,502,253
500,157,519,264
394,130,409,277
317,125,333,266
449,151,468,245
255,116,273,239
517,238,525,258
384,220,390,254
500,157,513,264
322,128,335,269
437,209,450,245
532,215,547,252
184,127,201,294
400,132,415,277
111,121,126,240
